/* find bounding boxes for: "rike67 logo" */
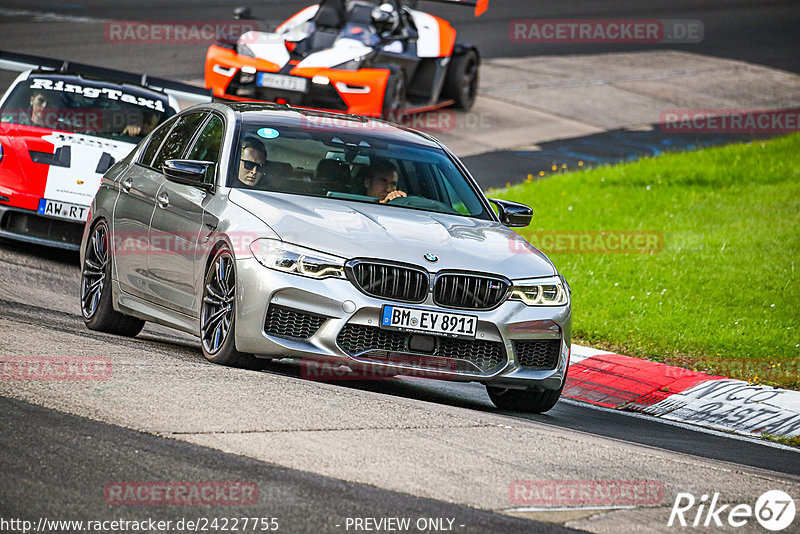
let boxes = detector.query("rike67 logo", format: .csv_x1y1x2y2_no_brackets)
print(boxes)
668,490,795,531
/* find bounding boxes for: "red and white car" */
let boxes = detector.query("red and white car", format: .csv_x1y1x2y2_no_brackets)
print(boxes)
0,51,210,250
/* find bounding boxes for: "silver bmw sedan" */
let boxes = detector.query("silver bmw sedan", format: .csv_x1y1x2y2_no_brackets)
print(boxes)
79,102,571,412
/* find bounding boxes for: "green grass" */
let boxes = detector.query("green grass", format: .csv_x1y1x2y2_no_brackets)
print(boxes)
492,134,800,389
761,433,800,447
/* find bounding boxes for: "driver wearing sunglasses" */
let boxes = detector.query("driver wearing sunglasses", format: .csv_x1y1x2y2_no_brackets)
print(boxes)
237,139,268,187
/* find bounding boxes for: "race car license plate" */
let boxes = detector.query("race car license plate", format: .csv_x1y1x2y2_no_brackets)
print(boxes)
257,73,308,92
381,305,477,339
37,198,89,222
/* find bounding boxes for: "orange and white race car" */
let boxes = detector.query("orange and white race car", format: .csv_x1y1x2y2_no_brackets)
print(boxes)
205,0,487,119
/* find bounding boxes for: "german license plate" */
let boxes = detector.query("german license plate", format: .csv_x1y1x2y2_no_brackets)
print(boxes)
37,198,89,222
381,305,477,339
257,72,308,92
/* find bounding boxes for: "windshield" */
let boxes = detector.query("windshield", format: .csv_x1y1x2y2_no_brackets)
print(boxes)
0,76,174,142
230,120,491,220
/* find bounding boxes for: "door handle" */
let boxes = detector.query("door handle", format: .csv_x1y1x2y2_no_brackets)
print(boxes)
156,191,170,208
120,176,133,192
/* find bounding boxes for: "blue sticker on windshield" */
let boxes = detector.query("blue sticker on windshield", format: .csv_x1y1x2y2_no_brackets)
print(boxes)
257,127,280,139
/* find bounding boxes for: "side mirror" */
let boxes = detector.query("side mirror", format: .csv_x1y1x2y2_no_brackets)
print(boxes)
233,6,252,20
163,160,215,190
488,198,532,228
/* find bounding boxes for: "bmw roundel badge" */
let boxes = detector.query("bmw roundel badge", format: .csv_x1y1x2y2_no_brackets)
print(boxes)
424,253,438,263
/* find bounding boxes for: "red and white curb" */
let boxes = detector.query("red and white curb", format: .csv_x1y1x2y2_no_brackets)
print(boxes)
566,345,800,439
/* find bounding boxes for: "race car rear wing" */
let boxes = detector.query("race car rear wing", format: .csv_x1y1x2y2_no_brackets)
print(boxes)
0,49,212,104
408,0,488,17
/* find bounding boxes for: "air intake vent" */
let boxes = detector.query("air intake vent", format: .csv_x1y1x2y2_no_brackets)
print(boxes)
348,261,428,303
434,273,509,310
336,324,506,375
513,340,561,369
264,305,327,340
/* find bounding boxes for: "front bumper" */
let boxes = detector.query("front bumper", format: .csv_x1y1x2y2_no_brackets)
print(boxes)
0,203,83,251
234,257,571,390
204,45,390,116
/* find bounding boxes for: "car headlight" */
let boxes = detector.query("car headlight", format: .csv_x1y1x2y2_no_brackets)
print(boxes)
239,66,257,84
559,274,571,296
249,239,345,280
509,277,569,306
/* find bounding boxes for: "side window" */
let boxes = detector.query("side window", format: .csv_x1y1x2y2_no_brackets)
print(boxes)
151,112,207,171
433,162,483,216
186,115,224,183
441,173,469,215
139,116,176,167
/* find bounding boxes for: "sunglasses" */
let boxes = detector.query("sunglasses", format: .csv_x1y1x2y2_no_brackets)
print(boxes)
242,159,265,173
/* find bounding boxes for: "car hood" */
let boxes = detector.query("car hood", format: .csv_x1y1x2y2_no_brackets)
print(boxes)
229,190,557,280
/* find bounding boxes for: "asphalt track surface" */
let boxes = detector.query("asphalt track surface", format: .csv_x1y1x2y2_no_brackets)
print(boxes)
0,396,573,533
1,1,799,531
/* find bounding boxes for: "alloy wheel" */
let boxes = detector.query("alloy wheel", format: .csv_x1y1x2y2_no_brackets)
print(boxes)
201,252,236,354
81,222,108,319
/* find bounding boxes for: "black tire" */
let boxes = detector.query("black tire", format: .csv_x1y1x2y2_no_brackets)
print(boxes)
381,69,406,123
200,247,254,368
81,220,145,337
442,49,479,110
486,367,567,413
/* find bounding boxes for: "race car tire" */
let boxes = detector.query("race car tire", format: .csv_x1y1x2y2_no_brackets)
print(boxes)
382,69,406,123
443,49,479,110
81,219,145,337
200,246,255,368
485,367,567,413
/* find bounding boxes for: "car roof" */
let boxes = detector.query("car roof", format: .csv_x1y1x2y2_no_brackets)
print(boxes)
204,102,442,149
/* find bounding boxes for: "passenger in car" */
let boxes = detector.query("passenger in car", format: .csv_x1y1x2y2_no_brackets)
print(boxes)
121,111,159,138
236,139,268,188
25,90,59,127
316,158,351,194
363,160,407,203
